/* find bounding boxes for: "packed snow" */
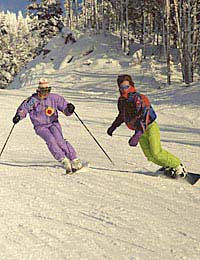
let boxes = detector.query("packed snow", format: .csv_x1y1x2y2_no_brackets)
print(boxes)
0,32,200,260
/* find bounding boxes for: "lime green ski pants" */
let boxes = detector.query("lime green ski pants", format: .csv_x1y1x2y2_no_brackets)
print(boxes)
139,121,181,168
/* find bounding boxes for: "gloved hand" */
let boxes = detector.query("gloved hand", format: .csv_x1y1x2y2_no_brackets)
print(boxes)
12,114,20,124
128,131,143,147
107,125,116,136
66,103,75,114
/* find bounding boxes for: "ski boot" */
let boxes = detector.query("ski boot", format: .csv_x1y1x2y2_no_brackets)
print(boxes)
174,163,187,178
164,163,187,179
60,158,72,174
71,158,83,172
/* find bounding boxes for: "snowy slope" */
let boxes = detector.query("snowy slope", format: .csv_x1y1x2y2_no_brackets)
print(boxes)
0,32,200,260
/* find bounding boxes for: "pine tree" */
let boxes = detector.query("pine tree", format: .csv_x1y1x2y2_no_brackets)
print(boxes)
28,0,63,43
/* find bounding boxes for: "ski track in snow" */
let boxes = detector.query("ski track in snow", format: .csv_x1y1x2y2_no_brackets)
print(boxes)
0,33,200,260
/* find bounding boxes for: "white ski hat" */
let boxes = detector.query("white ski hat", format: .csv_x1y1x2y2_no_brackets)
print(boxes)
39,78,49,88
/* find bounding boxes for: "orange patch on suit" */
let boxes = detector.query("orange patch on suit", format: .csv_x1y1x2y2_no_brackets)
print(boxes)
45,106,54,116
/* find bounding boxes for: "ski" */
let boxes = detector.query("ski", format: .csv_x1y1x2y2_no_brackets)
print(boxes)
65,161,89,175
158,171,200,185
185,172,200,185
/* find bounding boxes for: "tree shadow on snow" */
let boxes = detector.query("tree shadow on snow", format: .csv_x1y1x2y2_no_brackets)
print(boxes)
90,166,157,177
160,124,200,135
0,161,160,179
0,160,60,169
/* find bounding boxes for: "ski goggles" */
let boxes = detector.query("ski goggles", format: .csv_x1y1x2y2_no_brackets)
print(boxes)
119,85,130,90
38,87,51,94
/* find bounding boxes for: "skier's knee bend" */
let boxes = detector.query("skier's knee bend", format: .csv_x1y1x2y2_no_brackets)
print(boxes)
56,139,66,149
142,152,154,162
45,137,57,146
151,151,162,162
47,141,54,149
147,156,155,162
46,139,58,151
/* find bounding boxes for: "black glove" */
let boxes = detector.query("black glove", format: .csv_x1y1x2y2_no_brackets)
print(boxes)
12,114,20,124
67,103,75,114
107,125,116,136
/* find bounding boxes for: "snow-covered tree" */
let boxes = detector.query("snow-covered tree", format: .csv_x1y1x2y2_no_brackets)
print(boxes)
28,0,64,42
0,2,64,89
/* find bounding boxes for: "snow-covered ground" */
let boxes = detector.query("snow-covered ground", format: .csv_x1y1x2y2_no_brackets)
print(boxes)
0,32,200,260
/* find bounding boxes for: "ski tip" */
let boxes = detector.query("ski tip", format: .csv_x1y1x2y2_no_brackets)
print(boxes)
185,172,200,185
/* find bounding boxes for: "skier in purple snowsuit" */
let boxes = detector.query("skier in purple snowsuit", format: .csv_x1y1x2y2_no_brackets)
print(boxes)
12,78,82,173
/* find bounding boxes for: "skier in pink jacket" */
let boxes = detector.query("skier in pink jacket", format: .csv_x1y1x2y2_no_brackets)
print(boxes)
12,78,82,173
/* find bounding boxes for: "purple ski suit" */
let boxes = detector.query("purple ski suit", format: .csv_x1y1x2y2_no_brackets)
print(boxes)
16,93,77,161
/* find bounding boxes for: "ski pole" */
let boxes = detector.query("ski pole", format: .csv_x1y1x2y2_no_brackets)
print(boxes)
0,124,15,158
74,111,114,166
